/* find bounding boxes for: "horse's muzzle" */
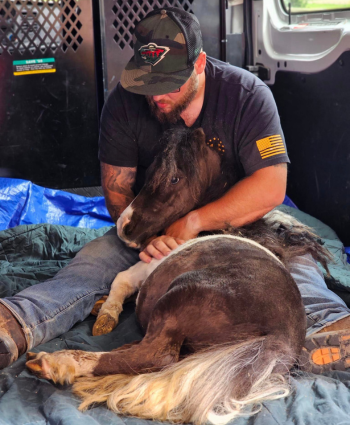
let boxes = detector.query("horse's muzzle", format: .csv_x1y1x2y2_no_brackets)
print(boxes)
116,224,140,250
117,226,141,249
124,240,140,249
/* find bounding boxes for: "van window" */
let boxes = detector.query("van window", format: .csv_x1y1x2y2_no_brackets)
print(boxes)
282,0,350,14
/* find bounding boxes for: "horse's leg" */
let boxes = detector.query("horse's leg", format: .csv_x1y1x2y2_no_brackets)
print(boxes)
71,267,302,422
27,261,301,398
26,350,103,384
26,289,185,384
92,259,160,336
26,263,273,384
28,275,213,384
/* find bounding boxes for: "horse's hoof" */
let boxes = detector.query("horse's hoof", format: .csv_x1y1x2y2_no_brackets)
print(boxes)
26,351,78,384
26,358,44,375
26,352,38,361
90,296,108,316
92,313,118,336
26,353,50,379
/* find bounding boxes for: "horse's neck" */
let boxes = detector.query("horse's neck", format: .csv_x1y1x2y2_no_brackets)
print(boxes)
193,147,232,208
197,172,230,208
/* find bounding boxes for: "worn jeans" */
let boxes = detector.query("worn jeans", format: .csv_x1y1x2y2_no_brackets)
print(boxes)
1,228,349,349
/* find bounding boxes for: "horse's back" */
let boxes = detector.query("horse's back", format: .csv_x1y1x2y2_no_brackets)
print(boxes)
136,236,306,359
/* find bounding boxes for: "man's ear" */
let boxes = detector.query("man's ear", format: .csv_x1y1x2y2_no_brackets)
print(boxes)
194,52,206,75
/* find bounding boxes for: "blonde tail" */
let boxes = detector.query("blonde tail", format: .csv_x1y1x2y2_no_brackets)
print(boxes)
73,337,292,425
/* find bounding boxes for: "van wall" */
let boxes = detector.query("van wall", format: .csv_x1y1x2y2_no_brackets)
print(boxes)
270,49,350,245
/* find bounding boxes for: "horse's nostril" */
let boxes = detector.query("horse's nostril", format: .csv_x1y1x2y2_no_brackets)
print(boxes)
123,222,132,236
120,210,142,240
122,218,130,230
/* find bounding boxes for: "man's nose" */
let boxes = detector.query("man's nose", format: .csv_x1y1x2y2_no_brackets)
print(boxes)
152,95,166,102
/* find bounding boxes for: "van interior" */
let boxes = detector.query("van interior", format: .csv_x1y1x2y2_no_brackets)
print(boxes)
1,0,350,423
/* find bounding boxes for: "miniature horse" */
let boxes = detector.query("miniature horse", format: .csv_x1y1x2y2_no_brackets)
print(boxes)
26,128,331,424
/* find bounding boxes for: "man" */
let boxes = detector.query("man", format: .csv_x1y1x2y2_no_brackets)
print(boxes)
0,7,349,372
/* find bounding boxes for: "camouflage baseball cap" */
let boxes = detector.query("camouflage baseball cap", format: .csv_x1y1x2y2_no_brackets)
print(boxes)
121,7,203,96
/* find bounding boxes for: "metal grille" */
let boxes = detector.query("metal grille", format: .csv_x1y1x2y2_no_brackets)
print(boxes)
0,0,83,56
111,0,194,51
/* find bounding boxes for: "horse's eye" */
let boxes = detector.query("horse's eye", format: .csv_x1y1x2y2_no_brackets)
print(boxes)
171,177,179,185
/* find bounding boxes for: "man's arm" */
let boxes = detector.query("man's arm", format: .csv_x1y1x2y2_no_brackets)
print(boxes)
168,163,287,238
101,162,137,223
140,163,287,262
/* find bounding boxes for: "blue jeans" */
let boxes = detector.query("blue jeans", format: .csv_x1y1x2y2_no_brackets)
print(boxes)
0,228,349,349
289,254,350,337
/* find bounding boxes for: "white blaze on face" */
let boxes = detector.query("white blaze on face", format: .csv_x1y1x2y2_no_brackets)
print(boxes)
117,204,134,242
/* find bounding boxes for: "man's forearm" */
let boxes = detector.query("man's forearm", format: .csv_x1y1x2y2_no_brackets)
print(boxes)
189,164,287,233
104,193,134,223
101,163,136,223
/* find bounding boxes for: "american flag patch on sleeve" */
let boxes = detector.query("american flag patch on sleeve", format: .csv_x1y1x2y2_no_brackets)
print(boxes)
256,135,286,159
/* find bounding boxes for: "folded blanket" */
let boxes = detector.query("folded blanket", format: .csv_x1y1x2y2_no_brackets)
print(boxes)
1,205,350,425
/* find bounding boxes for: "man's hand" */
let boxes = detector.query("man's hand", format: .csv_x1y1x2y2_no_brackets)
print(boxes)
139,235,185,263
165,211,201,240
139,211,201,263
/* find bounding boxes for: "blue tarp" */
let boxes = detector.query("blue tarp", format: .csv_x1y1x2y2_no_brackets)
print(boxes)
0,177,297,231
0,178,114,230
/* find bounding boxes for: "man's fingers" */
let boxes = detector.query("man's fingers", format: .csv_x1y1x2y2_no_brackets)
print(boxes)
139,251,152,263
159,237,179,251
153,240,174,256
144,242,165,260
139,236,187,263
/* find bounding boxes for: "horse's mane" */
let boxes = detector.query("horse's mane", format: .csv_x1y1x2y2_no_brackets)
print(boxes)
148,127,235,205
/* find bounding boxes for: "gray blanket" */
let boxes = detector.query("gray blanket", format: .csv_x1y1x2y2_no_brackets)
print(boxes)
1,206,350,425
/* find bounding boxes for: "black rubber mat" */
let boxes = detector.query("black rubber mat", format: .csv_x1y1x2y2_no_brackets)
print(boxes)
61,186,104,197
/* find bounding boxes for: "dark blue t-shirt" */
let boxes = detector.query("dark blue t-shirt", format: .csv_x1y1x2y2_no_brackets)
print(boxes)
99,57,289,194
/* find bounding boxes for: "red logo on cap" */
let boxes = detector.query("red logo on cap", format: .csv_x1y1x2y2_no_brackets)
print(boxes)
139,43,170,66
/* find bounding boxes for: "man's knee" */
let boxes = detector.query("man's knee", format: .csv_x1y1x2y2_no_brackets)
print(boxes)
70,227,140,277
77,228,120,256
289,254,325,287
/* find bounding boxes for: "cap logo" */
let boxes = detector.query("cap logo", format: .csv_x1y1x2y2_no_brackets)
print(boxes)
139,43,170,66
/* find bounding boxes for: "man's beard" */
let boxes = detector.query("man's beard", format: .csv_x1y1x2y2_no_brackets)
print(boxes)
146,72,199,124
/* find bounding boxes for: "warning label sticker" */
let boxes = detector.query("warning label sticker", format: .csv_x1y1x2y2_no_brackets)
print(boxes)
13,58,56,76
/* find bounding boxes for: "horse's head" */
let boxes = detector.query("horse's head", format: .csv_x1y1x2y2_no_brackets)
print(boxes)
117,128,223,249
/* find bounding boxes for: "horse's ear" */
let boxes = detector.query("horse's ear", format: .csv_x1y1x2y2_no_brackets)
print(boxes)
191,128,206,144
